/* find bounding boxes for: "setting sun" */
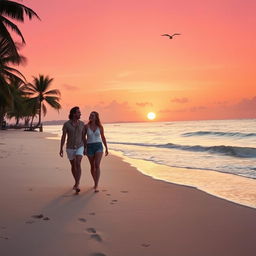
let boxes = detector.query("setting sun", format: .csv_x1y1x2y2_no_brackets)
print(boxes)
147,112,156,120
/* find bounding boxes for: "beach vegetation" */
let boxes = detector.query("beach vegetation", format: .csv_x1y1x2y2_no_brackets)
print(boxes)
0,0,51,129
0,0,40,60
0,37,26,128
24,75,61,129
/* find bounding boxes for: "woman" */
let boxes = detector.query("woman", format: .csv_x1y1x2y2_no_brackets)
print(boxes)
84,111,108,192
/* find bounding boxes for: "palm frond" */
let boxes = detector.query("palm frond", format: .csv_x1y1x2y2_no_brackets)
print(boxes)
1,66,26,82
45,96,61,111
42,103,47,116
0,24,19,59
0,0,40,22
32,75,54,92
44,89,61,96
1,15,25,43
24,82,38,94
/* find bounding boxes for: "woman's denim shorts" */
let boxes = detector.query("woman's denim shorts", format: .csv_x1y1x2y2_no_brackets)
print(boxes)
87,142,103,156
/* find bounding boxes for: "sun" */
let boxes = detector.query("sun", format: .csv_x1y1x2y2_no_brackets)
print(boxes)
147,112,156,120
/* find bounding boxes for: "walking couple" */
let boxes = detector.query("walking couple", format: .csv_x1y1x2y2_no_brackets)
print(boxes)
59,106,108,193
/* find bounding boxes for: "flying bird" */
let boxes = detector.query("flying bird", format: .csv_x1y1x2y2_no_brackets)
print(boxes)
161,33,181,39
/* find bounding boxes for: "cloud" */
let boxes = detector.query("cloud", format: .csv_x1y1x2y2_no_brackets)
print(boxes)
171,97,189,104
81,101,138,122
136,102,153,107
233,96,256,113
159,108,186,113
213,100,228,105
117,70,135,78
160,105,207,114
102,81,173,92
190,106,207,112
61,84,79,90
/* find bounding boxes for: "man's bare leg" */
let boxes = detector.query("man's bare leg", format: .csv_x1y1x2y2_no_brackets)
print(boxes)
69,159,77,188
70,155,82,193
74,155,82,192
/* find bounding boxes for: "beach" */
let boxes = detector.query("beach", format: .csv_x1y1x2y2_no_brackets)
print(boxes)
0,130,256,256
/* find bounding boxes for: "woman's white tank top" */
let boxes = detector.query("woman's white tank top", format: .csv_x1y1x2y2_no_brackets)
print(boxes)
87,126,102,144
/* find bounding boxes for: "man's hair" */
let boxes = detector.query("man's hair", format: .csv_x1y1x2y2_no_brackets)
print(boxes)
69,106,79,120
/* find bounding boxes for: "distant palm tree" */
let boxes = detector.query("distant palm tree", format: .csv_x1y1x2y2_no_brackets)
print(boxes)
25,75,61,128
0,0,40,59
6,80,28,126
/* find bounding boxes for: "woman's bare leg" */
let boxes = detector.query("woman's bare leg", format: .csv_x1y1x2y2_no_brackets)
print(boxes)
94,152,103,192
87,155,96,187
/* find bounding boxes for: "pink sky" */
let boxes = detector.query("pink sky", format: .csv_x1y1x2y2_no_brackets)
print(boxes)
16,0,256,122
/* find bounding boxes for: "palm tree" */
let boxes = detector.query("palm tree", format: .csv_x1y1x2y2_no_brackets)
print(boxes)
0,37,26,128
6,80,28,126
25,75,61,128
0,0,39,128
0,0,40,60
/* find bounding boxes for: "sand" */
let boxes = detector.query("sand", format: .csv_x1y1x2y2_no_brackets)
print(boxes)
0,130,256,256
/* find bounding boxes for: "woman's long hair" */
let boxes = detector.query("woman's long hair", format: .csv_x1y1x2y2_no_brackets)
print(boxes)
88,111,103,128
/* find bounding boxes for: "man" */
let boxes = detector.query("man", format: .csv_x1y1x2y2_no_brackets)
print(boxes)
59,106,85,193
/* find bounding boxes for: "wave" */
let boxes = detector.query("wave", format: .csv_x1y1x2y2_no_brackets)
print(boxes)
181,131,256,138
108,141,256,158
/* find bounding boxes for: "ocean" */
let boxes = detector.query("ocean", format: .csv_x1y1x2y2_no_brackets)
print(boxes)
44,119,256,208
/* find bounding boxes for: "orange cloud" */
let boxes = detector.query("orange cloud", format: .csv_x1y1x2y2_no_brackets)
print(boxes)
61,84,79,91
136,102,153,107
171,97,189,104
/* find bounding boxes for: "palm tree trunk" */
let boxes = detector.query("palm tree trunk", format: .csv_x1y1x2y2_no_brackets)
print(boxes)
24,117,30,127
30,115,35,130
0,107,6,130
15,117,19,127
36,100,42,128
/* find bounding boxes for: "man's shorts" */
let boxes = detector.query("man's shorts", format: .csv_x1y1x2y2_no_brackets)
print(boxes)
66,146,84,160
86,142,103,156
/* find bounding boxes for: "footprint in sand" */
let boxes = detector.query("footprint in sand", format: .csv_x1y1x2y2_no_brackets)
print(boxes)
141,243,151,247
78,218,87,222
25,220,35,224
32,214,44,219
86,227,97,234
43,217,50,221
110,200,118,204
106,194,111,196
90,234,103,242
90,253,107,256
0,236,9,240
120,190,128,193
89,212,96,216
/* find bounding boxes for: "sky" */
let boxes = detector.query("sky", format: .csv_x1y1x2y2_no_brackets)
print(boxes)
14,0,256,123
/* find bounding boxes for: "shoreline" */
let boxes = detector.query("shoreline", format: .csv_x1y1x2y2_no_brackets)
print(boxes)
46,133,256,209
109,150,256,209
1,130,256,256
